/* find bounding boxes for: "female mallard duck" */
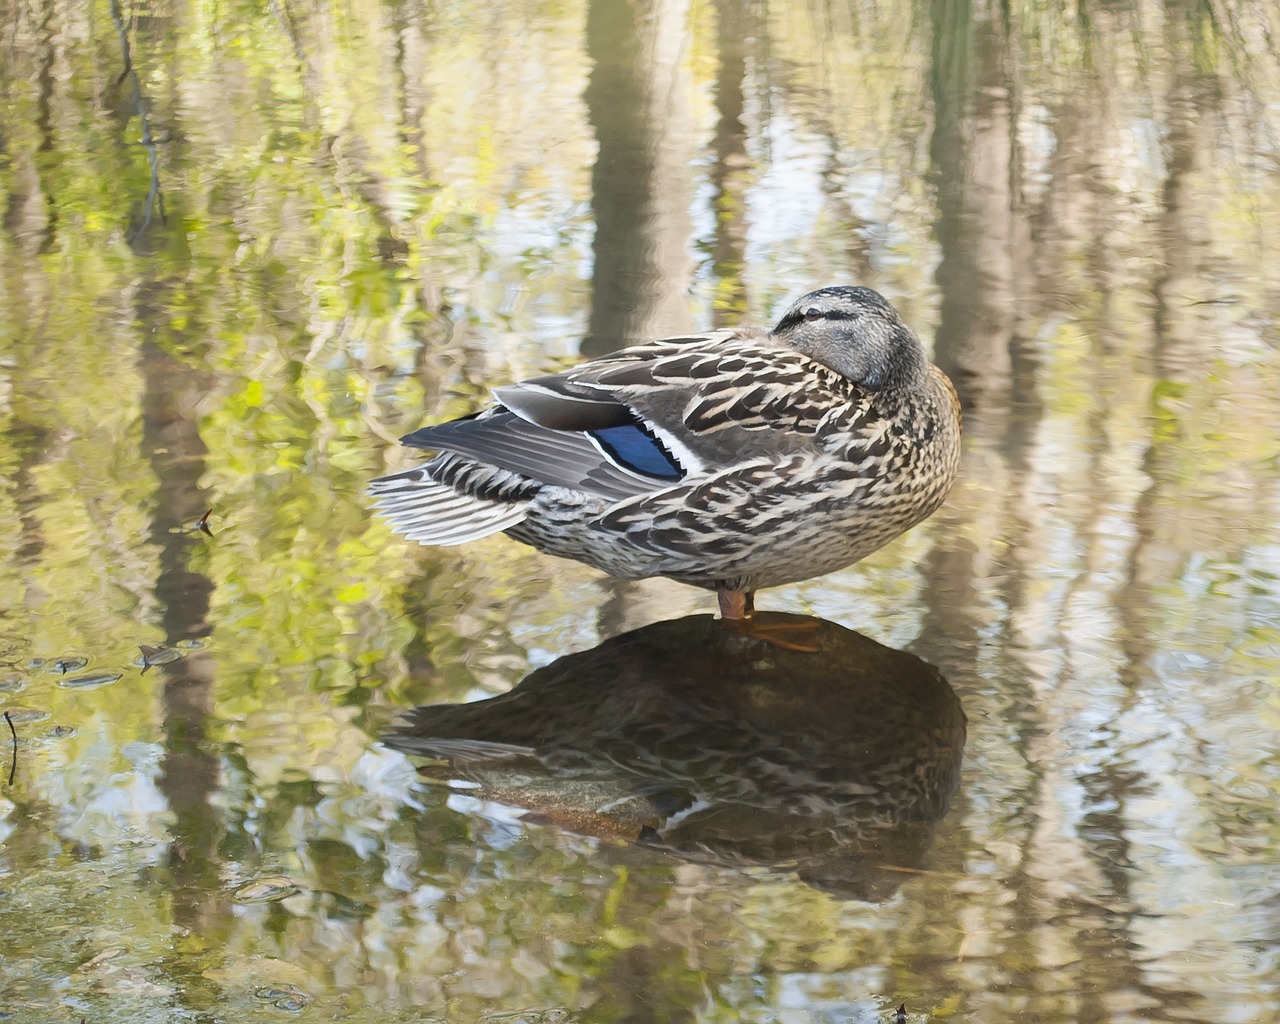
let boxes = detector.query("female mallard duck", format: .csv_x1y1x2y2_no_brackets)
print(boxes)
371,286,961,642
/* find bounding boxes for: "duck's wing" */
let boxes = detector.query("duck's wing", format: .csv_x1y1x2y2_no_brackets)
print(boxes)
368,338,723,545
499,335,860,476
396,403,682,502
378,332,733,504
373,333,864,539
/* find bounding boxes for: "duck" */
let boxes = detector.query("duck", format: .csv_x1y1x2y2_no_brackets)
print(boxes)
370,286,961,645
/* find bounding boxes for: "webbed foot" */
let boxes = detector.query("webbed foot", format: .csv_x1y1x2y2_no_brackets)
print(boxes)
716,590,821,652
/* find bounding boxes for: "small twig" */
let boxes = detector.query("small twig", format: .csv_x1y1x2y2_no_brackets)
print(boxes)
5,710,15,786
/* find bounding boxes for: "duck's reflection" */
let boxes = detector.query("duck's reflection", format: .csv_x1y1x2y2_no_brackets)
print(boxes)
386,613,965,900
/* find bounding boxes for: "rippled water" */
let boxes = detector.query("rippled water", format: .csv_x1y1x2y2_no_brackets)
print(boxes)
1,0,1278,1022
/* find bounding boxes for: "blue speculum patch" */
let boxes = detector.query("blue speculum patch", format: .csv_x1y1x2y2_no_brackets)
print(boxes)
588,424,683,480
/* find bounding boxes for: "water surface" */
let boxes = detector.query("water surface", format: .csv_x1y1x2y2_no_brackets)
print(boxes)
0,1,1278,1022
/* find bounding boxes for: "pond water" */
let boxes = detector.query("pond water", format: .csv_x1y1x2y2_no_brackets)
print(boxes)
1,0,1279,1022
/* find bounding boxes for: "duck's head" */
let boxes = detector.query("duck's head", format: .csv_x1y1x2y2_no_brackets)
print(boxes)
770,286,927,390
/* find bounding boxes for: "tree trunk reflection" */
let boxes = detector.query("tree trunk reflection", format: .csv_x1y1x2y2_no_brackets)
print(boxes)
929,0,1023,408
583,0,695,356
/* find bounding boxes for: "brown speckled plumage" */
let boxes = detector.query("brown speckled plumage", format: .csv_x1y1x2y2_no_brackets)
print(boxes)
371,286,961,609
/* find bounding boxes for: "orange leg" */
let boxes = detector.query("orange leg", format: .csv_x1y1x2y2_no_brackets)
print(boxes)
716,589,820,652
717,589,755,622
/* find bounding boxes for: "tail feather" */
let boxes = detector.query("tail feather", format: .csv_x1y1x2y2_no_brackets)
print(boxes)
369,468,529,546
371,490,478,517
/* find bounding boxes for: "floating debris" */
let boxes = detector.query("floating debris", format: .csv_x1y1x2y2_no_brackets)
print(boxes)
78,947,126,972
136,645,184,673
1,706,49,725
254,984,309,1012
58,672,123,690
232,876,302,905
195,508,214,537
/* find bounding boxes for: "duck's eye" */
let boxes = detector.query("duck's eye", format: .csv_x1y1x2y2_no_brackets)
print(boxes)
803,307,822,321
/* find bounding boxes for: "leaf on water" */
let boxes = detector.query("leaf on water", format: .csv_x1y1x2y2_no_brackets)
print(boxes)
135,645,184,671
254,984,310,1012
232,876,303,905
58,672,123,690
1,707,49,724
77,947,126,972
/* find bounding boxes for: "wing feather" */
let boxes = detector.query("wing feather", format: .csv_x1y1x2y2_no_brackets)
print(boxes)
400,410,672,500
560,337,863,464
374,329,879,550
369,468,530,545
